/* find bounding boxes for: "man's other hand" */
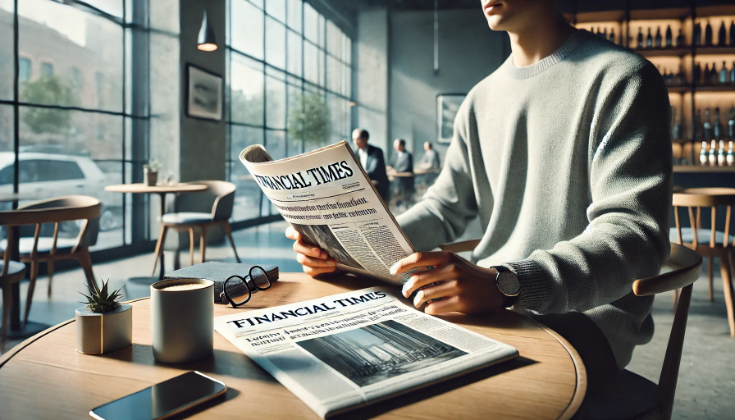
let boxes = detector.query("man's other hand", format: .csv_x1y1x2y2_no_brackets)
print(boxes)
285,226,339,276
391,252,504,315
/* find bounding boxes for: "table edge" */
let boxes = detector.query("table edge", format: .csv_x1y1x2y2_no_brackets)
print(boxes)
0,297,149,369
0,298,587,419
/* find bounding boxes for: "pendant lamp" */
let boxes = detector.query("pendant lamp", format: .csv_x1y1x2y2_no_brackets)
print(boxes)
197,10,217,52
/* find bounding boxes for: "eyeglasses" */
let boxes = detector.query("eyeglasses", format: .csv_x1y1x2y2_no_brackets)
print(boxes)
220,266,272,308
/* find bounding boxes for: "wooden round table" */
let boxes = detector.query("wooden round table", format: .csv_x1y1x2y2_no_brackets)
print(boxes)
0,273,586,419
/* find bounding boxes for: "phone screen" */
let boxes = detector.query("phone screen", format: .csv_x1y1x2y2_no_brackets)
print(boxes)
90,371,226,420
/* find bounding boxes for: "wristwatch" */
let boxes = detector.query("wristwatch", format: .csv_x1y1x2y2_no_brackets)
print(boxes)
493,265,521,308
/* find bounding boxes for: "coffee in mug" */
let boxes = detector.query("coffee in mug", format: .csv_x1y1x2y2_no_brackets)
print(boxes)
151,279,214,363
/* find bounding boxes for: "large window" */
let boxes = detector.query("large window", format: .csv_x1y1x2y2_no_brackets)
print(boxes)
0,0,154,251
227,0,353,223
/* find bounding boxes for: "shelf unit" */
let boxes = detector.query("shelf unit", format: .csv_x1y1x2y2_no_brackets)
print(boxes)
569,1,735,169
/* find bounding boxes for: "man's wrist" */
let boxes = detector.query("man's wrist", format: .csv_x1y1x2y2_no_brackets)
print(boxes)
492,265,521,308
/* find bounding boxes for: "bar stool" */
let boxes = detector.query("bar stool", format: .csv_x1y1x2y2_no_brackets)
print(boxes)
671,188,735,337
1,226,25,346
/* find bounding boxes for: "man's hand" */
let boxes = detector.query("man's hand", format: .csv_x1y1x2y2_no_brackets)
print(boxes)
391,252,505,315
285,226,339,276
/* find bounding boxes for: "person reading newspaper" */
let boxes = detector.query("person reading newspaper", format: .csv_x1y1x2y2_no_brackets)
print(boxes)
286,0,671,400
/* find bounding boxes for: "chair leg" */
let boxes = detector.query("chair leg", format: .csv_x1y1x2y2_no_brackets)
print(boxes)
47,260,54,297
224,222,241,263
200,226,208,264
189,228,195,266
709,256,714,302
720,254,735,338
77,248,97,291
2,284,12,346
23,261,38,326
152,225,168,276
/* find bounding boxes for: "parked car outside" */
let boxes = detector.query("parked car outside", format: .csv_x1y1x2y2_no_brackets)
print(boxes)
0,152,123,233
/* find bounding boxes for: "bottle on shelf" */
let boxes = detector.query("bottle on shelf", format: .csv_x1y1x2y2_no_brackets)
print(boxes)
709,139,717,166
728,141,734,167
675,65,685,85
672,106,682,140
609,28,616,44
718,140,726,166
601,27,607,40
731,61,735,84
731,21,735,46
676,29,685,47
703,63,710,85
719,21,727,47
694,62,701,85
654,27,662,48
704,108,712,140
665,25,672,48
711,62,720,85
695,109,703,141
700,141,708,165
637,27,644,49
704,20,713,46
720,61,728,85
714,107,723,140
729,106,735,139
694,22,702,46
646,27,653,48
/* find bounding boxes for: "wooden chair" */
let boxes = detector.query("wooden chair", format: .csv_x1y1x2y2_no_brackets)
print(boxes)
671,187,735,337
0,196,101,326
1,226,25,347
152,181,240,274
439,240,702,420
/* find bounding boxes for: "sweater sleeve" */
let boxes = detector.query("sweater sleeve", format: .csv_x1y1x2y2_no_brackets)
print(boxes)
397,100,480,251
507,61,672,313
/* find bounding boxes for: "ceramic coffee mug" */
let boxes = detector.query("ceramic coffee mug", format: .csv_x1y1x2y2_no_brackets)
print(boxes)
151,279,214,363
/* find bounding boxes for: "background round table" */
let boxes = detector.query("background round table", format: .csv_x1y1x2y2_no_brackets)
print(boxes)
0,273,586,419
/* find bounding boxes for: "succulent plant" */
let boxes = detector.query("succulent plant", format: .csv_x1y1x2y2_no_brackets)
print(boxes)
79,278,124,314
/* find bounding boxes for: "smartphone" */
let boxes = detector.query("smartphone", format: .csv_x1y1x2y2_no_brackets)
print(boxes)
90,371,226,420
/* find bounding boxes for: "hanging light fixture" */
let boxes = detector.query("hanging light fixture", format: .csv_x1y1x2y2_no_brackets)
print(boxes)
197,10,217,52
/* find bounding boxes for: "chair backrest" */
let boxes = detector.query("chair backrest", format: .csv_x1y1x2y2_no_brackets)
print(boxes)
633,242,702,420
0,195,102,256
672,188,735,249
175,181,236,221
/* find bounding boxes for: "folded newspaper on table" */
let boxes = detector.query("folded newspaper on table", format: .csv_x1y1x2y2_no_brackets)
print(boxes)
215,287,518,418
240,141,418,285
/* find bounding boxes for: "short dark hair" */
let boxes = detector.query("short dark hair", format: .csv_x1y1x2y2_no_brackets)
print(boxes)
424,141,433,149
352,128,369,140
396,138,405,147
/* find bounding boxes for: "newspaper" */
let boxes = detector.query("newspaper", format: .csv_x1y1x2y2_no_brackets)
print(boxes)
214,287,518,418
240,141,418,285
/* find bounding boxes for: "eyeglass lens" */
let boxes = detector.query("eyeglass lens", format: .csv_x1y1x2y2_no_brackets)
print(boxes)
250,267,270,290
224,277,251,306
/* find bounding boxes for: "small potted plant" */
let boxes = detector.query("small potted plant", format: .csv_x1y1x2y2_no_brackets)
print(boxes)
143,159,160,186
76,278,132,355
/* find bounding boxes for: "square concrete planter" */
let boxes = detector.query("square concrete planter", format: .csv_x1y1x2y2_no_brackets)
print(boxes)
75,304,133,355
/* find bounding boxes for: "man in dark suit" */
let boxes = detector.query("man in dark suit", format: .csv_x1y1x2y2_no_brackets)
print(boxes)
352,128,390,201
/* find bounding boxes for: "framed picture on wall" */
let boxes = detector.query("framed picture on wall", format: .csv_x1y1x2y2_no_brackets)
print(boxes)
436,94,466,144
186,64,223,121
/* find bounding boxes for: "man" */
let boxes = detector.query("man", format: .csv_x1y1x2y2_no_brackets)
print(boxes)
418,141,441,186
387,138,414,199
288,0,671,391
352,128,390,201
418,141,441,171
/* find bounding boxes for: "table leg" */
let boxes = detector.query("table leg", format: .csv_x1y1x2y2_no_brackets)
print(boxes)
158,193,166,280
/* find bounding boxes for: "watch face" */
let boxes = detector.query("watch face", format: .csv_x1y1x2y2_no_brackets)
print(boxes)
497,271,521,296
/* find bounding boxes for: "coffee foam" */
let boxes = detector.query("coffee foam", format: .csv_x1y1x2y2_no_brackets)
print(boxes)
159,283,208,291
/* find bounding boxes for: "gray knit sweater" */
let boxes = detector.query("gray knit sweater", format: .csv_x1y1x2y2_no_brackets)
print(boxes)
397,30,672,369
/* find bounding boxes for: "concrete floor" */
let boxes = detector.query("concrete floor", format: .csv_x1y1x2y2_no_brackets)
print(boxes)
2,220,734,419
